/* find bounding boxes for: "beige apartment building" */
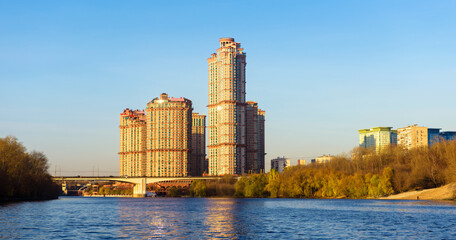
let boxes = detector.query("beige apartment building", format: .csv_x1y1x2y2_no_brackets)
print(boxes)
120,93,207,177
191,113,206,176
119,109,146,176
358,127,397,153
397,125,428,149
145,93,193,177
207,37,265,175
397,125,442,149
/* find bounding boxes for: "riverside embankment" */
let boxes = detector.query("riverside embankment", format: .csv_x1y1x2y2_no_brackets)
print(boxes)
381,183,456,200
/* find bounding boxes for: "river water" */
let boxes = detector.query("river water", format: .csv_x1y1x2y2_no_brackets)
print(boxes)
1,197,456,239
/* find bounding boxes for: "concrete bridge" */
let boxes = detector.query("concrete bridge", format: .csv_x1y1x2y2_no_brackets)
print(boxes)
53,176,219,197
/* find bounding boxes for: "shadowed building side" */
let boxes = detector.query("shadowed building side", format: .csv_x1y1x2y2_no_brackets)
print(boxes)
271,157,290,173
191,113,206,176
257,109,266,172
245,101,266,173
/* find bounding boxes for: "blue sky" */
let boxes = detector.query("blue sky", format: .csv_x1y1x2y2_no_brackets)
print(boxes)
1,1,455,175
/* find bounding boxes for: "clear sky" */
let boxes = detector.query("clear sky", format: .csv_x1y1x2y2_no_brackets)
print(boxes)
1,1,455,175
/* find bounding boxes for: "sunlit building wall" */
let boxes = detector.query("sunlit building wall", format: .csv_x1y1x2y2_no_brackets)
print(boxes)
208,38,247,175
397,125,441,149
358,127,397,153
315,155,335,163
145,93,193,177
119,109,146,176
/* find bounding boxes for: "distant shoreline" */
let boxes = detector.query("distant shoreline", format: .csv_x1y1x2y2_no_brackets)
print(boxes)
0,196,58,204
57,183,456,201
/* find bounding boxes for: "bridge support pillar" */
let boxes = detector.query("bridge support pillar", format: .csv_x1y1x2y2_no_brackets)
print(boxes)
133,178,147,197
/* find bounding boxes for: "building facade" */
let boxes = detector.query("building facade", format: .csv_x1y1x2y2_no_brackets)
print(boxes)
358,127,397,152
315,155,335,164
397,125,443,149
270,157,290,173
440,131,456,141
207,38,265,175
245,101,266,173
397,125,429,149
428,128,442,145
191,113,206,176
145,93,193,177
119,109,146,176
396,125,456,149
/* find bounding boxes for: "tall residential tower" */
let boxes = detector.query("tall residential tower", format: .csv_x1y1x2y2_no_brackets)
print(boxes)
119,109,146,176
120,93,206,177
208,37,265,175
145,93,193,177
191,113,206,176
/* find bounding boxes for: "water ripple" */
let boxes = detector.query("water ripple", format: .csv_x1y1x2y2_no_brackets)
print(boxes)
1,198,456,239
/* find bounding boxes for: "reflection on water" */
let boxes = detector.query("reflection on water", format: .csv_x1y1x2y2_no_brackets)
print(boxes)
204,199,236,238
117,198,239,239
1,197,456,239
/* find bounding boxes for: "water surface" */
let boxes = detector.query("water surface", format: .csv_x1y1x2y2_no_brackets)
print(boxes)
1,197,455,239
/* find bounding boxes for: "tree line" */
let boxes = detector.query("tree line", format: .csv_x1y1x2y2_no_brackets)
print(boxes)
187,140,456,199
0,136,60,202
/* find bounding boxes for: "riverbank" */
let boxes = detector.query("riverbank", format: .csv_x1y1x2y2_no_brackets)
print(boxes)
381,183,456,200
0,196,59,204
82,194,133,198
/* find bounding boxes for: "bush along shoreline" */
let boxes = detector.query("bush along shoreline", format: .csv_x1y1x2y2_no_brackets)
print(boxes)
0,136,60,203
185,140,456,199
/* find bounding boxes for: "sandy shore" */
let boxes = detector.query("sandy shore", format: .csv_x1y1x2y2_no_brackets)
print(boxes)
381,182,456,200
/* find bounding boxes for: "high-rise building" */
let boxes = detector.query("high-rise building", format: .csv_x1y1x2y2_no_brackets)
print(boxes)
191,113,206,176
120,94,206,177
119,109,146,176
270,157,290,173
207,37,265,175
245,101,266,173
145,93,193,177
397,125,442,149
358,127,397,152
257,109,266,171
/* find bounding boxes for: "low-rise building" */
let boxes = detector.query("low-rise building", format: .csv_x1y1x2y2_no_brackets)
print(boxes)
315,155,335,164
297,159,306,166
270,157,290,173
